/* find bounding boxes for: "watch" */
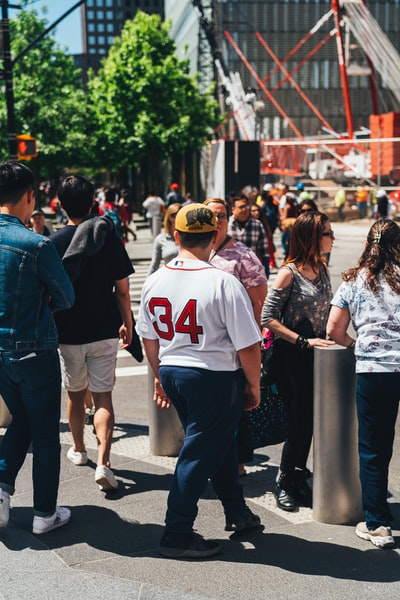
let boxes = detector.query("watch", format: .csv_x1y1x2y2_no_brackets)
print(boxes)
296,335,310,350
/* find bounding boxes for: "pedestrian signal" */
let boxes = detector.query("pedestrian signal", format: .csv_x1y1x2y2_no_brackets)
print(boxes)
17,135,38,160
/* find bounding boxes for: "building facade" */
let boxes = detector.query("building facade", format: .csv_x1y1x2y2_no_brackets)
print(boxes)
167,0,400,140
81,0,164,71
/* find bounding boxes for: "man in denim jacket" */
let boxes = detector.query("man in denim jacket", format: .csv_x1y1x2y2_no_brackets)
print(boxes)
0,161,75,535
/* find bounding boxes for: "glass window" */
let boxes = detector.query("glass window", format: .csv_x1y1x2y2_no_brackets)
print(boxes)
86,0,94,6
98,23,104,32
88,36,96,45
107,24,114,32
96,10,104,19
98,36,105,45
106,0,113,5
107,36,114,44
106,11,113,19
312,62,319,89
87,10,94,19
99,48,106,55
88,24,95,32
89,48,97,55
97,0,104,5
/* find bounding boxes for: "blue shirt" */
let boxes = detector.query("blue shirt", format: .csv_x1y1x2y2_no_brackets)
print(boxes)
0,213,74,351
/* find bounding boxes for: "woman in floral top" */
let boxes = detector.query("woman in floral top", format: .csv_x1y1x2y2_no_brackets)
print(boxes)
205,197,267,476
327,219,400,549
261,211,334,511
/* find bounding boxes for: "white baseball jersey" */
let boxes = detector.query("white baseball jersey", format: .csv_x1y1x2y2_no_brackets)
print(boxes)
136,257,261,371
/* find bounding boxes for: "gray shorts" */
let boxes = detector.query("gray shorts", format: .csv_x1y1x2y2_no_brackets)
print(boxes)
59,339,119,393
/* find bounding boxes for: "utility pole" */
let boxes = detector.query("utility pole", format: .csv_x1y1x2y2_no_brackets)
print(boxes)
0,0,87,159
1,0,17,158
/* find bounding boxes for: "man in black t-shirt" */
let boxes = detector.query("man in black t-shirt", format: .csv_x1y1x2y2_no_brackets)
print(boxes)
50,175,133,492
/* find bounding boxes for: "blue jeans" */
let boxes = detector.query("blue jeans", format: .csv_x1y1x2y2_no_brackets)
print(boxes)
159,366,247,533
0,350,62,516
356,372,400,529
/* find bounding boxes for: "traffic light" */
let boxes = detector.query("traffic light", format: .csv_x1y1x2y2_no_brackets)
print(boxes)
17,135,38,160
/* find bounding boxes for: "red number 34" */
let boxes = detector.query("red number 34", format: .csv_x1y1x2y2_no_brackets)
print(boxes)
149,297,203,344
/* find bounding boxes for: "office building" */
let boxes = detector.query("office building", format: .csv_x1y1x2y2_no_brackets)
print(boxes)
81,0,164,71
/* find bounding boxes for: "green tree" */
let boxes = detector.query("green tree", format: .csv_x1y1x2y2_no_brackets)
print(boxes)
0,7,89,180
88,10,219,189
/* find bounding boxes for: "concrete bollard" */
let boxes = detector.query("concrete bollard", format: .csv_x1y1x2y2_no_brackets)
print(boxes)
147,370,184,457
313,345,363,524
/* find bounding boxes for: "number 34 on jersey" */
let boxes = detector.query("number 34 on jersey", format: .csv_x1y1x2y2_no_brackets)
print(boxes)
149,297,203,344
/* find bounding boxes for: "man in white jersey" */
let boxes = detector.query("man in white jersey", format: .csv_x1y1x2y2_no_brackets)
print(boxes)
137,203,262,559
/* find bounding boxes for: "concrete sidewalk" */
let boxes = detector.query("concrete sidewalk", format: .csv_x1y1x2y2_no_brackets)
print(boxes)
1,425,400,600
1,217,400,599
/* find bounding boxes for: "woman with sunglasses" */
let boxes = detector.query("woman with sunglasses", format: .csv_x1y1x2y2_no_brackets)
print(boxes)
147,203,181,276
261,211,335,511
297,199,318,214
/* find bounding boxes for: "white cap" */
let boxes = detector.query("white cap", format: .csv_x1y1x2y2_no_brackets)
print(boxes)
376,189,387,198
263,183,273,191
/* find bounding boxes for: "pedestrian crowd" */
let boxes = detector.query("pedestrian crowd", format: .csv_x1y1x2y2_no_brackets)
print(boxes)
0,163,399,558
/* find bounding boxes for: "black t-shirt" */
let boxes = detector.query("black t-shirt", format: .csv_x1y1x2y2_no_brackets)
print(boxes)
50,224,134,344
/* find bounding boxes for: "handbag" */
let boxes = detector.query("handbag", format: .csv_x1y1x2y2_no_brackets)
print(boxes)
125,311,144,363
260,328,277,387
246,384,288,448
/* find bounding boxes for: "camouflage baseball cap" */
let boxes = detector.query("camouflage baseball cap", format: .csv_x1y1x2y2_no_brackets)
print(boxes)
175,203,217,233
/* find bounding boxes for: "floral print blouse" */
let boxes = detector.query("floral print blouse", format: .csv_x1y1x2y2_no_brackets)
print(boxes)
261,263,332,338
331,270,400,373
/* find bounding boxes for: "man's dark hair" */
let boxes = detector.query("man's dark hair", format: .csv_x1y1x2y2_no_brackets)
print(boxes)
57,175,94,218
177,230,215,249
0,161,34,205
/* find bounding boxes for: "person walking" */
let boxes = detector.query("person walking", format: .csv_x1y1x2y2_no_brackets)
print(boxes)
261,211,335,511
327,219,400,549
334,188,346,222
28,208,53,236
142,191,165,231
228,194,270,278
136,203,262,559
147,203,181,276
0,161,75,534
165,182,184,207
50,175,133,492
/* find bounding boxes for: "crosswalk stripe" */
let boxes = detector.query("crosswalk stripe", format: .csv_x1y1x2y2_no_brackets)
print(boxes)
115,365,148,377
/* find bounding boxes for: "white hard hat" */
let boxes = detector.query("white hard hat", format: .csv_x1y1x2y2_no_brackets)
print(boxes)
263,183,273,191
376,189,387,198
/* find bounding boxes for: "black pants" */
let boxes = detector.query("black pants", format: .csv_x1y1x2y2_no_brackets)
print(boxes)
275,340,314,474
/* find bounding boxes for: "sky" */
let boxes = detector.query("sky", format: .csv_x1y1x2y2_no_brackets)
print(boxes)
10,0,82,55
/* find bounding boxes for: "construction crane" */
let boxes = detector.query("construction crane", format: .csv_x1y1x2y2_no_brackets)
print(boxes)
192,0,258,141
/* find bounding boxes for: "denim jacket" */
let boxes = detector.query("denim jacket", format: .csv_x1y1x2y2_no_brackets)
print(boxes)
0,214,75,351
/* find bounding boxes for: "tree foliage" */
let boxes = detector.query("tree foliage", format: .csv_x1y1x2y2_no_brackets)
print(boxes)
0,7,89,179
88,11,219,175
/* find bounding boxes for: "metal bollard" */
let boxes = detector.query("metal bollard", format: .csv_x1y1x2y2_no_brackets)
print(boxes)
147,370,184,457
313,345,363,524
151,215,161,238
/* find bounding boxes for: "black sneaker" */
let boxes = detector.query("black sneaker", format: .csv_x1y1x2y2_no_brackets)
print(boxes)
158,531,221,559
225,507,262,533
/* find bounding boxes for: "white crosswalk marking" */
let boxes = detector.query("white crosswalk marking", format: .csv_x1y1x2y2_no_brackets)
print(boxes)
129,260,150,321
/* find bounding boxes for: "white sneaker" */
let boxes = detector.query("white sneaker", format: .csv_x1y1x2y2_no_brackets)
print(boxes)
95,465,118,491
67,446,88,466
0,489,10,528
356,521,395,549
32,506,71,535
